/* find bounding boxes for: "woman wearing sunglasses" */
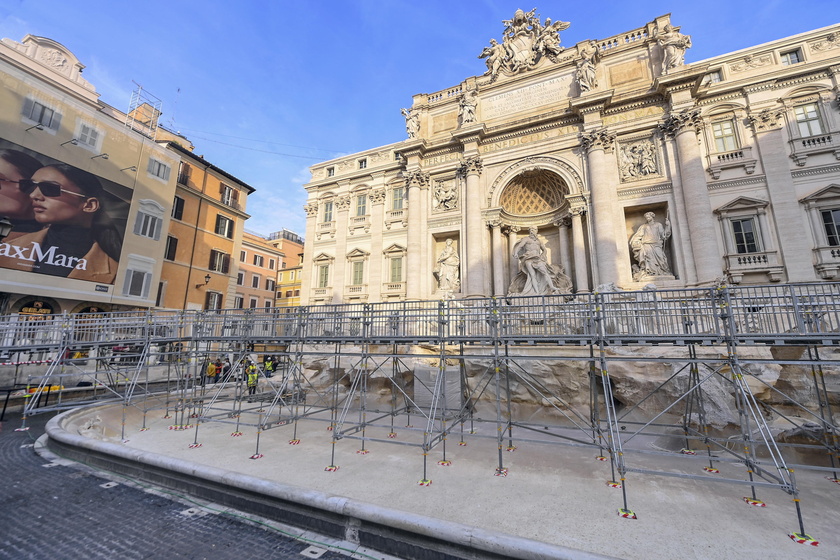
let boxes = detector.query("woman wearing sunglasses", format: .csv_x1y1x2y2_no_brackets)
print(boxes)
0,148,43,240
0,163,122,283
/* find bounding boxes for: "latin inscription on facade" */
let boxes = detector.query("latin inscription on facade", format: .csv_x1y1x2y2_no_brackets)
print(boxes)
482,75,573,120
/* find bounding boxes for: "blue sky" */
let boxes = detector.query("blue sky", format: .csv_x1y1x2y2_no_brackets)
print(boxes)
1,1,836,237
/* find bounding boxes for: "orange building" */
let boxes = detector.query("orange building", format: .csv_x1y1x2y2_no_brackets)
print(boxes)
268,229,304,308
236,231,284,309
158,143,254,310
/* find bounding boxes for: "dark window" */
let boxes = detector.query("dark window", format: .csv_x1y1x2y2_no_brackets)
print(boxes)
732,219,758,254
171,196,185,220
164,236,178,261
215,215,234,239
209,250,230,273
822,209,840,246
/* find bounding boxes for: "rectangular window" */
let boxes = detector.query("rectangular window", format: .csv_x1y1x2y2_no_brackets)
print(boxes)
269,259,275,270
358,159,367,169
134,212,162,240
821,209,840,247
220,183,239,207
155,281,166,307
264,300,272,309
351,261,364,285
171,196,185,220
281,262,287,269
249,298,258,309
147,158,171,181
266,279,275,292
215,215,234,239
164,236,178,261
781,50,802,66
323,201,333,223
392,187,405,210
240,250,246,262
123,270,151,298
711,120,738,152
356,194,367,217
251,275,260,289
77,123,100,148
233,295,244,309
318,265,329,288
731,218,759,254
390,257,403,283
236,271,244,285
253,254,264,267
327,167,335,177
177,162,191,185
209,250,230,273
285,290,293,298
702,71,722,85
794,103,823,137
23,99,60,130
205,292,223,310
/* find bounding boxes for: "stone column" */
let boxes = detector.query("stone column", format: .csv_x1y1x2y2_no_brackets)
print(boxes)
405,170,429,300
554,217,573,282
489,220,505,296
660,109,721,283
580,128,619,286
459,156,486,296
368,186,386,300
300,203,319,303
506,226,521,283
570,208,589,292
747,108,816,282
332,194,351,303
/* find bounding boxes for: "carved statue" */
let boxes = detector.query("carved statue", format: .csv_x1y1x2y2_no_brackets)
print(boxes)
434,239,460,292
629,212,672,279
654,24,692,75
401,108,420,139
459,89,478,126
433,181,458,211
508,227,572,296
619,140,658,181
575,41,598,92
479,10,570,81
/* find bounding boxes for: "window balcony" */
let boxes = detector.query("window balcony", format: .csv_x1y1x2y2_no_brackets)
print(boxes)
316,221,335,240
811,246,840,279
706,146,757,179
382,281,406,295
724,250,784,283
789,132,840,166
349,215,371,235
385,209,406,230
344,284,368,300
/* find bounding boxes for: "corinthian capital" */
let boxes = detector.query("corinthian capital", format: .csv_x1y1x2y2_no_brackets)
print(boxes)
405,170,430,189
747,107,786,132
335,195,351,211
304,203,319,217
658,108,704,138
579,128,616,154
458,156,483,177
368,188,386,205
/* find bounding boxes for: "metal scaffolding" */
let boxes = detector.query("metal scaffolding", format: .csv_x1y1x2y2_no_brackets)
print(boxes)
2,283,838,545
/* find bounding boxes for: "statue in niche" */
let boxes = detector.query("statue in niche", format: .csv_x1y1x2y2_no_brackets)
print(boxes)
401,108,419,139
434,239,460,292
507,227,573,296
575,41,599,93
432,181,458,212
629,212,672,279
459,89,478,126
653,24,692,75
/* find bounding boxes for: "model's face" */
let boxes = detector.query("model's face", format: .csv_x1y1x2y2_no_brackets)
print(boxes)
0,159,35,221
29,167,98,226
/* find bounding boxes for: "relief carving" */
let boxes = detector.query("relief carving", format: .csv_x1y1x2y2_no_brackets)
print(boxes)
729,54,773,73
809,33,840,53
619,139,659,182
478,9,570,82
39,48,69,72
432,180,459,212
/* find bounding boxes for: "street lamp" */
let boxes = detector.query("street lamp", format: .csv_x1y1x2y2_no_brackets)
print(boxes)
0,216,13,241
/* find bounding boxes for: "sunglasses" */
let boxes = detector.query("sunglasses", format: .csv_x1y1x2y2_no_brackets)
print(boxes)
15,179,89,199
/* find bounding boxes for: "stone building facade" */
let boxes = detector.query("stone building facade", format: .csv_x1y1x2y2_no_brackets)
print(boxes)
302,12,840,304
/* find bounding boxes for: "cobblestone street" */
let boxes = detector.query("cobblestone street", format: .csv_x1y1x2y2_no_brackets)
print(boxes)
0,411,383,560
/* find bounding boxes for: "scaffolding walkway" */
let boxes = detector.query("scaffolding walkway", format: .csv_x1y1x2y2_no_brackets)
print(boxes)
2,283,838,546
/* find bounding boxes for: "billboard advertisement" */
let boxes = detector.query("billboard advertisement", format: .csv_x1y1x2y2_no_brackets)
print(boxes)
0,139,132,285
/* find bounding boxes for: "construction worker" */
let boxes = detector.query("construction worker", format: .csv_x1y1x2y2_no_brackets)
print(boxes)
205,359,217,385
246,361,258,400
264,355,275,378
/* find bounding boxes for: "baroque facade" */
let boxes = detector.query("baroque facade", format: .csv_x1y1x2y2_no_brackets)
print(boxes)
302,12,840,304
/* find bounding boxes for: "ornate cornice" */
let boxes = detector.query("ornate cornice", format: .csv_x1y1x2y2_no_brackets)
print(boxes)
580,128,616,153
602,96,666,116
617,182,673,200
791,163,840,179
747,107,785,132
658,108,703,137
706,175,766,191
458,156,483,177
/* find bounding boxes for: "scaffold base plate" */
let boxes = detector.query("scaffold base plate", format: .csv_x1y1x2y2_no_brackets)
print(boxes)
494,468,508,477
743,497,766,507
418,479,432,486
703,466,720,473
607,481,622,489
325,465,339,472
618,508,637,519
288,439,301,445
788,533,819,546
438,460,452,466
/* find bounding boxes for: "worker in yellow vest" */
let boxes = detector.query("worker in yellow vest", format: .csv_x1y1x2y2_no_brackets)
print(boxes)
246,361,258,400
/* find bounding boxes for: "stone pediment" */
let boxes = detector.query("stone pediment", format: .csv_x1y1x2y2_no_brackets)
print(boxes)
346,248,370,259
313,253,334,264
713,196,768,214
382,244,406,255
1,35,96,97
800,184,840,203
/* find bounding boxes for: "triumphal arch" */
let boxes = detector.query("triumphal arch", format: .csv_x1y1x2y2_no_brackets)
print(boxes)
302,10,840,304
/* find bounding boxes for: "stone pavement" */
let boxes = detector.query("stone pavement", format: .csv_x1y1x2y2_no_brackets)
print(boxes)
0,410,388,560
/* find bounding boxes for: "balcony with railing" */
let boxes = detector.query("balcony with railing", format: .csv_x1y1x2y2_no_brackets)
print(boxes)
344,284,369,300
789,132,840,166
382,281,406,297
349,215,371,235
725,250,784,283
706,146,757,179
385,208,406,230
812,245,840,279
316,221,336,240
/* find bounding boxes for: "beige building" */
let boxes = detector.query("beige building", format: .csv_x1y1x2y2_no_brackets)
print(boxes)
268,229,304,308
0,35,180,315
301,12,840,304
236,231,283,309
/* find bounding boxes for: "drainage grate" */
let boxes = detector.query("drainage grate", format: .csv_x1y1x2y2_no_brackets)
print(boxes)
300,546,326,558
